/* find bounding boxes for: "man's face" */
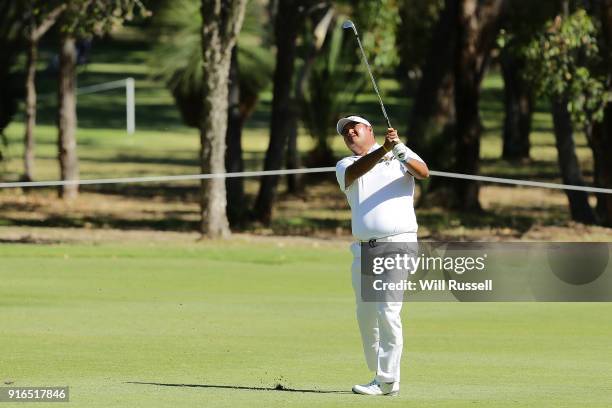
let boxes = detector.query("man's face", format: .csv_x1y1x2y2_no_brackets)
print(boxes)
342,122,374,155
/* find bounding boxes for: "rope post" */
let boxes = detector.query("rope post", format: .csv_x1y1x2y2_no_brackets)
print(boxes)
126,77,135,135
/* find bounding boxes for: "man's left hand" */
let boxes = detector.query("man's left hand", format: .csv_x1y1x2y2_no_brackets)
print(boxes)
392,143,409,161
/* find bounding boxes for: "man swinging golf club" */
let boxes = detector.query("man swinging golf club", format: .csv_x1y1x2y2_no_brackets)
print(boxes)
335,115,429,396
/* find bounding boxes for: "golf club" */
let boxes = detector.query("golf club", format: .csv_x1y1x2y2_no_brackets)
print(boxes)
342,19,392,129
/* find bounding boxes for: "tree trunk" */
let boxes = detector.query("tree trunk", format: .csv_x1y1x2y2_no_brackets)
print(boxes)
551,98,597,224
408,0,457,171
253,0,301,224
453,0,505,210
591,0,612,225
57,35,79,200
590,104,612,226
285,108,301,194
285,75,302,195
500,49,532,161
22,3,65,183
0,2,23,152
23,39,38,182
589,116,612,226
225,46,246,227
199,0,247,238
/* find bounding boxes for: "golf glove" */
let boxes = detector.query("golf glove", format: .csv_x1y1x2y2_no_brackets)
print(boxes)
392,143,409,162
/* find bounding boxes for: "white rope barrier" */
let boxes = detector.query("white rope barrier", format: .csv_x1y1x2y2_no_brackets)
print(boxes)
1,167,611,194
428,170,612,194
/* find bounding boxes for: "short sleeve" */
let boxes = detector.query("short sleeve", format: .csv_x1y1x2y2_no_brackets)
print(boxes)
399,147,426,177
335,156,357,191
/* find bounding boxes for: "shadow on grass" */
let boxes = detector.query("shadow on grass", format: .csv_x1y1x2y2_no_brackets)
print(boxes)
91,153,199,168
0,185,200,202
81,184,199,201
479,158,564,179
0,236,61,244
269,216,350,236
125,381,351,394
1,214,198,232
418,209,536,234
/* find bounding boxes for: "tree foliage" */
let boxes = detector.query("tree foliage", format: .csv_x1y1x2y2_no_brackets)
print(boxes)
396,0,444,82
352,0,400,70
522,10,611,127
58,0,150,37
23,1,66,39
300,15,364,159
152,0,272,127
299,0,401,160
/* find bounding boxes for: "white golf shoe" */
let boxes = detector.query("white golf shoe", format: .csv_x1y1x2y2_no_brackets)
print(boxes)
352,379,399,396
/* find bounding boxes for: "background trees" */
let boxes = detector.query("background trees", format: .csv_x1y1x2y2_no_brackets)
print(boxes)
0,2,24,165
52,0,150,199
403,0,456,175
198,0,248,237
452,0,506,210
22,1,66,182
403,0,504,210
252,0,306,225
593,0,612,226
523,9,610,224
253,0,402,224
1,0,611,232
153,0,272,228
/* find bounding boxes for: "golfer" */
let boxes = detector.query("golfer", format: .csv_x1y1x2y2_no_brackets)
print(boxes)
335,115,429,396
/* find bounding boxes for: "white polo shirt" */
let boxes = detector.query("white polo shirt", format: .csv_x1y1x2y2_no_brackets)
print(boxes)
335,144,424,240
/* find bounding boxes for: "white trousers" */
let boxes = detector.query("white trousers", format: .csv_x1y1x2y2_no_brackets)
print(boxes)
350,232,417,383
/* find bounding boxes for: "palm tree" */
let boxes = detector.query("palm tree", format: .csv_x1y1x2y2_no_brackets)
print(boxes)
299,15,366,166
153,0,272,228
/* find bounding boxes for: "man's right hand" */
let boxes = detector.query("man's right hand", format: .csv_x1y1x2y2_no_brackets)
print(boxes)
383,128,400,152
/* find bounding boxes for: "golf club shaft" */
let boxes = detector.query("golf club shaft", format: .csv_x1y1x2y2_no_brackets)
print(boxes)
348,25,392,129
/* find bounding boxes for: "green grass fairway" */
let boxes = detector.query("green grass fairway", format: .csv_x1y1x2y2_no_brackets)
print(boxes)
2,240,612,407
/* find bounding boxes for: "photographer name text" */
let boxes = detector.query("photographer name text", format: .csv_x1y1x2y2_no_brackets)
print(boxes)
373,279,493,291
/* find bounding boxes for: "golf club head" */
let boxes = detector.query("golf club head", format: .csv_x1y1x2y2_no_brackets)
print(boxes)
342,20,358,35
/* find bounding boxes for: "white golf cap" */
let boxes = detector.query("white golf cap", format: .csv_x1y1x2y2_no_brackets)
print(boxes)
336,115,372,135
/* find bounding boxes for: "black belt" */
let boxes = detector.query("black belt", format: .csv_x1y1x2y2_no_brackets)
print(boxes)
360,239,380,248
360,232,416,248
